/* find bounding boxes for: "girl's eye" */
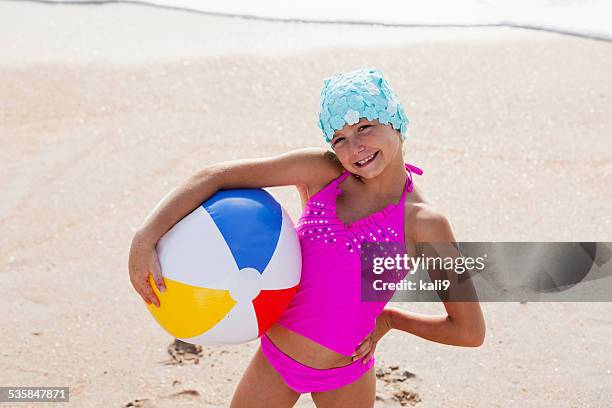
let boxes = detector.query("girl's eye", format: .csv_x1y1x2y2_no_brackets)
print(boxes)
359,125,370,132
332,137,345,145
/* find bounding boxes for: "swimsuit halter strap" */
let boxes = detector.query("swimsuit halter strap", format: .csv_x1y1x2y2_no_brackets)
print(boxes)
334,169,351,187
404,162,423,194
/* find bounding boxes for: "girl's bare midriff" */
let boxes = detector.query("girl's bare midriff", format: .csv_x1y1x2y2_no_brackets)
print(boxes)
261,184,358,370
266,323,355,369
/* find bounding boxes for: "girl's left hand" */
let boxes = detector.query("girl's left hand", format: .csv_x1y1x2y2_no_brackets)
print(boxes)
351,309,394,364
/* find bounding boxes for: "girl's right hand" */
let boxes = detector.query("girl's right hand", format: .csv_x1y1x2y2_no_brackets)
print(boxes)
128,234,166,308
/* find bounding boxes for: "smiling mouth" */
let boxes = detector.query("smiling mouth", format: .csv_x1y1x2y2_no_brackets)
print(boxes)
354,151,379,167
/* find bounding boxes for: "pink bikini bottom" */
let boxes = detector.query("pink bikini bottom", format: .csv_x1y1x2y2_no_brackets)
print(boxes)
260,333,375,394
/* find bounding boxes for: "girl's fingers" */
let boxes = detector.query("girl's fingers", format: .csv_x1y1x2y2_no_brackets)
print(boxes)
352,340,372,361
353,347,370,362
150,254,166,292
352,352,366,361
362,343,376,364
351,338,370,356
142,277,160,307
128,243,163,306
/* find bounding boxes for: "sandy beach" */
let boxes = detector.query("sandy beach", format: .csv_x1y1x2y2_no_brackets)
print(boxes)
1,1,611,407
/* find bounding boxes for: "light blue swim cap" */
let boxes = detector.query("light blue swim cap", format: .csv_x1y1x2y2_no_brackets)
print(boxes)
317,67,409,144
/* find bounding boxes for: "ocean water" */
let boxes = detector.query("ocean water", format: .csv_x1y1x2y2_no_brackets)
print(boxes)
42,0,612,41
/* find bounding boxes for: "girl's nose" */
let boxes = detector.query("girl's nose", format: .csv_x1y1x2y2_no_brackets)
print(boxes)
350,135,366,153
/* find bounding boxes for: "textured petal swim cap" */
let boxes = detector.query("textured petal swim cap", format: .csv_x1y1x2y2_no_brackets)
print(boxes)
317,67,409,144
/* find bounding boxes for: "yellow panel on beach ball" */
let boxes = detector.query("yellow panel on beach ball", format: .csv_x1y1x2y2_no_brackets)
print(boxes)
146,276,236,339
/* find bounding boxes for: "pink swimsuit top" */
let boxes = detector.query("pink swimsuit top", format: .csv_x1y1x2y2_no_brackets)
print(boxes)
276,163,424,356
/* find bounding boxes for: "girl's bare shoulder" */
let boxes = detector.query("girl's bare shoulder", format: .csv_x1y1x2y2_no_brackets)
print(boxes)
404,185,455,244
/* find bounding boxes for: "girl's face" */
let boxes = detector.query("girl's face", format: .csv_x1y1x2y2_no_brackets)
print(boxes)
330,118,402,179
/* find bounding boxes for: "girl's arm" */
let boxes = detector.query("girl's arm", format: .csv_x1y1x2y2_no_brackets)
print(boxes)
129,147,341,306
390,210,486,347
135,147,339,246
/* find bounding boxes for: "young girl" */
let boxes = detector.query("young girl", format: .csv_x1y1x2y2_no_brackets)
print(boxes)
129,67,485,407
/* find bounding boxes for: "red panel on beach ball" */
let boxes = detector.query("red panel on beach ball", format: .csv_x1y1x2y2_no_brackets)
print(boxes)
253,286,299,336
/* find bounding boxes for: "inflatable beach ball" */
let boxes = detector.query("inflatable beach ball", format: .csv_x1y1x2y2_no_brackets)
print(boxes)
146,189,301,345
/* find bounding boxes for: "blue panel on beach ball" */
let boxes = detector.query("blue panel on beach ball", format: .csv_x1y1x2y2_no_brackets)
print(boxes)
202,189,282,274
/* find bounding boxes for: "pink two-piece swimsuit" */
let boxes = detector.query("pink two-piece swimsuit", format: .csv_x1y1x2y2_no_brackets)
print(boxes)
260,163,424,394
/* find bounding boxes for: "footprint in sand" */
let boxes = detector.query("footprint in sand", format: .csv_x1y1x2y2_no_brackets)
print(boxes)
375,365,421,406
376,365,416,384
392,388,422,406
164,339,204,365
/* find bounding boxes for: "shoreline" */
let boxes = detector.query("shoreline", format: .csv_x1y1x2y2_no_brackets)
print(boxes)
0,1,588,67
18,0,612,43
